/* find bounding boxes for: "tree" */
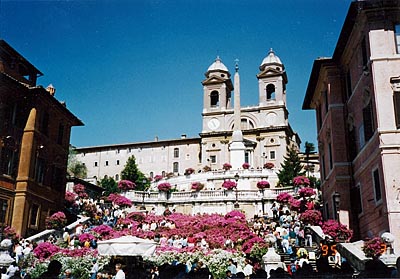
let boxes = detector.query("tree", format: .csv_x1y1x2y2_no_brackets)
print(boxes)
277,146,305,187
67,146,87,178
99,176,119,196
121,156,149,191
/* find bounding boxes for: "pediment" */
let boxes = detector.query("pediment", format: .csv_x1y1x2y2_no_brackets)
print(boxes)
257,67,284,78
202,75,227,85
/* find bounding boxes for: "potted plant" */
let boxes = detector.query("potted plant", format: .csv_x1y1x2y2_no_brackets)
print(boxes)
185,168,195,175
321,219,353,242
293,176,311,187
299,209,322,226
117,179,136,191
362,237,385,258
276,192,293,204
263,162,274,169
256,180,270,189
203,165,211,172
222,180,236,190
158,182,172,192
242,162,250,169
223,163,232,171
45,212,67,230
154,175,163,182
191,182,204,191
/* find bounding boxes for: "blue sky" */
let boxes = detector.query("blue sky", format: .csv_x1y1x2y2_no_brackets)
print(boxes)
1,0,352,150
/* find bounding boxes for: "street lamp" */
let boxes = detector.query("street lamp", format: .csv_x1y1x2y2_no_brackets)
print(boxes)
333,191,341,224
234,173,240,209
140,179,147,210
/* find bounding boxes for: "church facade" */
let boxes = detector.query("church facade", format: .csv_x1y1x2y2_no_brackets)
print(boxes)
76,50,302,189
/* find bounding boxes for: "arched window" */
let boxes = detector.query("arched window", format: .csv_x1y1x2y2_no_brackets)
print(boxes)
173,162,179,173
210,91,219,107
115,174,119,181
162,171,166,177
266,84,275,100
150,172,154,178
174,148,179,158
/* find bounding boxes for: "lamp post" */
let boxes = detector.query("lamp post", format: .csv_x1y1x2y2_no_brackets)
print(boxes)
140,179,147,210
234,173,240,209
333,191,341,225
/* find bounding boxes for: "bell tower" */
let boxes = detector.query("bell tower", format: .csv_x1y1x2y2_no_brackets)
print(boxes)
257,49,288,107
201,56,233,133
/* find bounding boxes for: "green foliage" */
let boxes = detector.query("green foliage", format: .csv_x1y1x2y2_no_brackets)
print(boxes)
277,146,305,187
249,244,269,263
121,156,148,191
67,146,87,178
99,176,119,196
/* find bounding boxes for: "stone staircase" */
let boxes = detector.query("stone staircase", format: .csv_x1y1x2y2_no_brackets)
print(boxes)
276,243,319,271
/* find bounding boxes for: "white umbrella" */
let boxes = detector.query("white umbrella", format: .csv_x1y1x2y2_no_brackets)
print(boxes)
97,235,157,256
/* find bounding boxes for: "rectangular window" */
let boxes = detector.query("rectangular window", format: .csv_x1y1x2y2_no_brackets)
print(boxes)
0,199,7,224
40,112,49,136
321,155,326,180
395,24,400,54
94,161,98,167
393,92,400,129
328,143,333,170
323,90,328,114
210,155,217,163
244,151,250,163
174,148,179,158
269,151,276,160
173,162,179,173
57,123,64,145
373,168,382,202
29,204,39,227
317,106,322,130
362,37,368,68
363,100,374,141
52,167,64,191
346,71,352,98
351,184,363,215
332,195,339,220
34,157,46,184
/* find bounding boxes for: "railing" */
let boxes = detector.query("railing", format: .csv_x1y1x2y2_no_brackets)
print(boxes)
125,187,294,204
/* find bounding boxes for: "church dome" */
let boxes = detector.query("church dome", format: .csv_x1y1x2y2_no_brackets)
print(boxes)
259,49,284,70
205,56,230,78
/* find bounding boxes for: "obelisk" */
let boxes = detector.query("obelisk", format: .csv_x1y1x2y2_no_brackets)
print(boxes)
229,60,245,169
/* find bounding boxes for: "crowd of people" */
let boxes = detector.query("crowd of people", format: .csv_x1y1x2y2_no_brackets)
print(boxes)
2,192,400,279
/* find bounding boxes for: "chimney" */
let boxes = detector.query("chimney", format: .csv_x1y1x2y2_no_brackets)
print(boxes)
181,134,187,139
46,84,56,96
154,136,159,142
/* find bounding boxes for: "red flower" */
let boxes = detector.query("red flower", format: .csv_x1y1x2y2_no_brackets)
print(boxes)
263,162,274,169
223,163,232,170
293,176,310,187
45,211,67,230
322,219,353,242
154,175,163,182
222,180,236,190
191,182,204,191
242,163,250,169
158,182,172,192
276,192,293,203
256,180,270,189
185,168,195,175
362,237,385,258
298,187,315,197
299,210,322,225
118,180,136,191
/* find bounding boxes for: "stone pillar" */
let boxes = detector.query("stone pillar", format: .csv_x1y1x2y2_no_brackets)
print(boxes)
13,108,38,236
262,247,284,278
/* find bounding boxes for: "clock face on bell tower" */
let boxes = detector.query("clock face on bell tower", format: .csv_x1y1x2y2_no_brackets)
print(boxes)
207,118,220,130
